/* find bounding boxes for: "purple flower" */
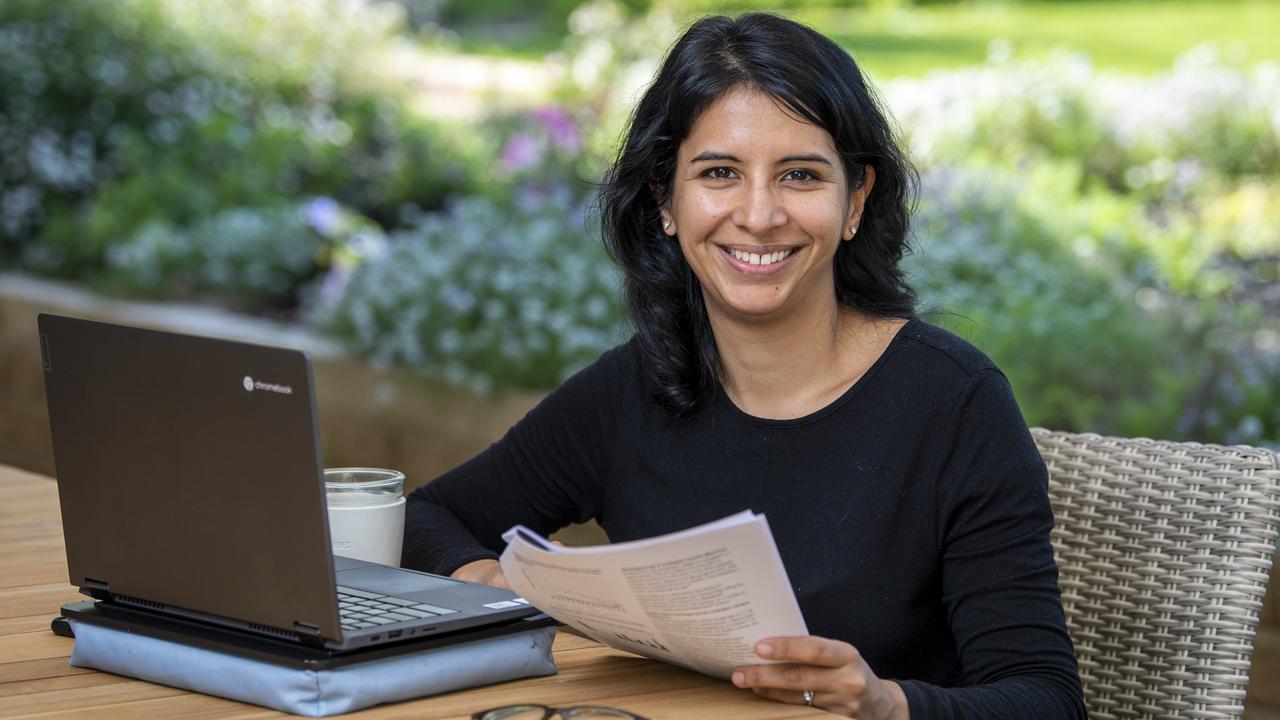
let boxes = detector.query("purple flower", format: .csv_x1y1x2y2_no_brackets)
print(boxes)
501,133,543,172
303,196,341,237
319,263,351,307
532,106,582,153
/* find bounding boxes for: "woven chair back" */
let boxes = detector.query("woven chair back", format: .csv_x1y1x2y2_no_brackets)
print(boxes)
1033,428,1280,719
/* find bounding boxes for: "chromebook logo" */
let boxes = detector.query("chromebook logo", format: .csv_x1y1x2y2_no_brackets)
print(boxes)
242,375,293,395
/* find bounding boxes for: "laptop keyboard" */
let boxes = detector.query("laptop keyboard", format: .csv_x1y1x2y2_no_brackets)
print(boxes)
337,585,458,631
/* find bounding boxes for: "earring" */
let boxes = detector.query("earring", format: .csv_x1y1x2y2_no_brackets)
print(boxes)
848,224,858,238
663,219,672,230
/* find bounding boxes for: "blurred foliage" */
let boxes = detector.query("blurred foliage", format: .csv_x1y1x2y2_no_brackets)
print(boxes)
879,46,1280,447
312,101,629,392
313,194,627,393
398,0,1280,77
1,0,1276,447
909,163,1279,446
99,199,384,312
883,46,1280,192
387,0,651,56
798,1,1280,78
0,0,476,308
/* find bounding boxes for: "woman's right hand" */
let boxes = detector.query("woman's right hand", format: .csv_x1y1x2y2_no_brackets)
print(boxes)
451,558,511,589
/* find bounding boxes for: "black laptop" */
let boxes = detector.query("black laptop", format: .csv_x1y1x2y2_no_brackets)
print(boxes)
39,313,542,653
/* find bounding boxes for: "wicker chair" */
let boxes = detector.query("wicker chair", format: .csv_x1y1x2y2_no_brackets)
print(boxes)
1033,428,1280,719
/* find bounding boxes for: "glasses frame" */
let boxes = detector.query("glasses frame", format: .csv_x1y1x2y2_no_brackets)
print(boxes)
470,704,649,720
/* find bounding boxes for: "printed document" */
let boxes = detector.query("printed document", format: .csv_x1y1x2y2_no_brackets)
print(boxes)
499,511,808,679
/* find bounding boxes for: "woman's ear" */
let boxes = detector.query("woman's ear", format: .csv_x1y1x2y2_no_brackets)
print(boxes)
651,180,676,236
844,165,876,241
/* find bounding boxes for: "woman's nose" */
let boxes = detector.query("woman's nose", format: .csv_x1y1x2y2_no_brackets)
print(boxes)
732,181,787,236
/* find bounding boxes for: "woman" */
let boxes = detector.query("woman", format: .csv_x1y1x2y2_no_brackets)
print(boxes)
403,13,1085,719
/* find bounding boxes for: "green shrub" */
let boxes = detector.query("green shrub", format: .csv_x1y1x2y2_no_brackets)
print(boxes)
90,198,376,312
0,0,473,281
313,194,627,393
910,164,1280,447
883,47,1280,195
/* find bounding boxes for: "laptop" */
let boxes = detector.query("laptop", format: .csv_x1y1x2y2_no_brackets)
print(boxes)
39,313,543,653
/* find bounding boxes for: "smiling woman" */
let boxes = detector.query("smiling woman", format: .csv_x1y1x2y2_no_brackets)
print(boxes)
403,12,1087,720
657,87,888,418
597,12,916,419
663,89,865,317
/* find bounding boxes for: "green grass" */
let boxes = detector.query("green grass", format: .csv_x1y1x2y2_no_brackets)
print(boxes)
766,1,1279,77
444,1,1280,77
447,20,570,60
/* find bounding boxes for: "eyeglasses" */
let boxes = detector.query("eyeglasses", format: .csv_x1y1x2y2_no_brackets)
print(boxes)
471,704,649,720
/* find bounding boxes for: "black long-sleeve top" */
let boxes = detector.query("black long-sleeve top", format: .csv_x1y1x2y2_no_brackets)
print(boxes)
403,319,1086,719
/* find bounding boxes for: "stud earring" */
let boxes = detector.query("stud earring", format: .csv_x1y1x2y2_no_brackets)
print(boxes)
663,219,672,230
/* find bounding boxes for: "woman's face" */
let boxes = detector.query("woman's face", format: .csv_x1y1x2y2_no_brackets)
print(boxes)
659,86,874,326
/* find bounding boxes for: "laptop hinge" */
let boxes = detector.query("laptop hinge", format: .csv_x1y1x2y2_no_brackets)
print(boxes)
294,621,325,648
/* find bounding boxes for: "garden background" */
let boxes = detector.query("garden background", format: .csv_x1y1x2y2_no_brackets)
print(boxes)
4,0,1277,447
1,0,1279,712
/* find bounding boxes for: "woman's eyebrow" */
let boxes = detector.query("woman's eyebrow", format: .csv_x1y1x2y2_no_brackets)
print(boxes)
689,151,739,164
777,153,833,167
687,150,834,167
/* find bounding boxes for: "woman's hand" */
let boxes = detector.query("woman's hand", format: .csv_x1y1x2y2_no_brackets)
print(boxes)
731,636,909,719
451,539,564,590
450,559,510,589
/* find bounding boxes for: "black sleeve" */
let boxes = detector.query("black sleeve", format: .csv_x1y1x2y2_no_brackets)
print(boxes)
399,343,629,576
899,369,1086,719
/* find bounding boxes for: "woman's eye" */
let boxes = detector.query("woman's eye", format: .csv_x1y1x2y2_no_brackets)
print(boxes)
702,167,735,180
783,168,819,182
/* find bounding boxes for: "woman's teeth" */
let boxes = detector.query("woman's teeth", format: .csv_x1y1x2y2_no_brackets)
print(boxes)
728,248,793,266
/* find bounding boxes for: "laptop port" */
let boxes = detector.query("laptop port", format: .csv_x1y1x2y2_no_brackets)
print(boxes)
370,635,380,641
388,630,402,639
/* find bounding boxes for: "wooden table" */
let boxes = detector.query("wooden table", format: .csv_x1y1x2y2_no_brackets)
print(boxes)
0,464,827,719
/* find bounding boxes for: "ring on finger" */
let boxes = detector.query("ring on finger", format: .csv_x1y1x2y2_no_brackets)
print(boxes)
803,689,815,707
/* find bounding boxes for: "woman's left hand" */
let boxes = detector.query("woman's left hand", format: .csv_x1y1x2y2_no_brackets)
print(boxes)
731,636,909,719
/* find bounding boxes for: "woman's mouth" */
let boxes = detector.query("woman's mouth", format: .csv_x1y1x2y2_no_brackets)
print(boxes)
719,245,798,273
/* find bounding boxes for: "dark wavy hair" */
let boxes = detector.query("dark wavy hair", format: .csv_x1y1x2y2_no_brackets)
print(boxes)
599,12,918,418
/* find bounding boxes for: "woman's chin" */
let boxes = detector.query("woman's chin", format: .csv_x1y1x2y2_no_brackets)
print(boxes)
712,294,799,323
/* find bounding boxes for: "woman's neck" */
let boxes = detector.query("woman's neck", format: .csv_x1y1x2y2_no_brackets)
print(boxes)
710,298,903,420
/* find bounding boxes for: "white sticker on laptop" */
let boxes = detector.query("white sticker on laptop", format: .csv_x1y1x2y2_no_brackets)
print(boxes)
483,600,521,609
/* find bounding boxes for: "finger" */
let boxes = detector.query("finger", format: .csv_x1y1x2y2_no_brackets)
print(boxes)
755,636,859,668
732,662,826,693
751,686,821,708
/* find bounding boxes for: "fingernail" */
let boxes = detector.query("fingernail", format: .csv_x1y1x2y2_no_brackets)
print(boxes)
756,642,773,657
732,671,745,687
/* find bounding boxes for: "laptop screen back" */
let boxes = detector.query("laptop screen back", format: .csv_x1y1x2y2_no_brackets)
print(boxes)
39,314,342,640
